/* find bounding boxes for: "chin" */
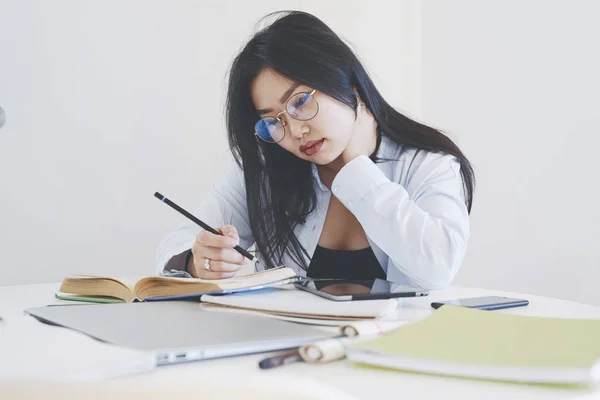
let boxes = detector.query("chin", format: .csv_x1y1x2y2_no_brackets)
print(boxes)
303,151,337,166
303,140,342,165
314,155,337,165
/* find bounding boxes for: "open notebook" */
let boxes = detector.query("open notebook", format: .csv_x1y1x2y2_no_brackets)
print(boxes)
346,305,600,386
56,267,298,303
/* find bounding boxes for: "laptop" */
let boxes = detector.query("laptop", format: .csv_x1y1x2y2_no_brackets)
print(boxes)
24,301,339,366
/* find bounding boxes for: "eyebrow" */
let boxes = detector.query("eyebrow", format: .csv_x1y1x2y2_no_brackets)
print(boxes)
256,82,302,116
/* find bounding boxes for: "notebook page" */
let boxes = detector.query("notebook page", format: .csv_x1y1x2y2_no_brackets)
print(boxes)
201,287,398,318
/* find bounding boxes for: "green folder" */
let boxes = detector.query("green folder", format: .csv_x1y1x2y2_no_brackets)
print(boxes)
55,293,125,304
347,305,600,386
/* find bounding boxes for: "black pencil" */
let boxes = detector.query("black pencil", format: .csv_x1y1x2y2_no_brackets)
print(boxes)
154,192,259,264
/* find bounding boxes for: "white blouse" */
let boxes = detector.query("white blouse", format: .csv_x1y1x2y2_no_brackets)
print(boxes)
156,136,470,289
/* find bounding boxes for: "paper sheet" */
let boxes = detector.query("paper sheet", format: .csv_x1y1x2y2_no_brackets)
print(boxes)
0,316,155,381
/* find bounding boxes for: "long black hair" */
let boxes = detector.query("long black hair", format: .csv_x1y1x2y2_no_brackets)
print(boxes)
225,11,475,271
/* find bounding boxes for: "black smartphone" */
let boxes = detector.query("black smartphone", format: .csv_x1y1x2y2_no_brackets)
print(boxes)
294,277,429,301
431,296,529,310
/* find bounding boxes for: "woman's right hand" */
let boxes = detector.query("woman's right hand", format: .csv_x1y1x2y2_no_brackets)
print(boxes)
188,225,246,279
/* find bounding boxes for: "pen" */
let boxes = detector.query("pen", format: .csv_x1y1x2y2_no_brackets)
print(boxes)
154,192,260,265
258,349,303,369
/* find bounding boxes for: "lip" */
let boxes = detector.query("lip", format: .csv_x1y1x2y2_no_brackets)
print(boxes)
300,139,324,153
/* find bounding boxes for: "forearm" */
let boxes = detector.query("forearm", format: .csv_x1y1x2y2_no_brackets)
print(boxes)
332,155,470,289
165,249,193,272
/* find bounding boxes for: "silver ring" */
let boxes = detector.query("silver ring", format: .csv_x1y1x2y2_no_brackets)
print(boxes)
204,258,211,271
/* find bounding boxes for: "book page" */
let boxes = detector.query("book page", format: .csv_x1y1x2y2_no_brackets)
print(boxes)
217,267,296,288
60,276,136,301
70,274,131,287
133,267,296,300
148,267,293,285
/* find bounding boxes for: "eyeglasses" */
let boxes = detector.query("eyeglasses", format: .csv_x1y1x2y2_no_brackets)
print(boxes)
254,89,319,143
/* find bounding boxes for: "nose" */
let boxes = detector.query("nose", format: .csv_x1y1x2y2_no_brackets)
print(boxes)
283,115,308,139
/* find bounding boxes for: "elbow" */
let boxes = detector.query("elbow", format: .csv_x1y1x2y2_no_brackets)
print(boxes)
417,220,469,289
413,266,458,290
401,263,455,290
406,254,464,290
397,232,468,290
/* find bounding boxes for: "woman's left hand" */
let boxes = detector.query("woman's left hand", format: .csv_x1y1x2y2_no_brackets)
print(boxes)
339,102,378,165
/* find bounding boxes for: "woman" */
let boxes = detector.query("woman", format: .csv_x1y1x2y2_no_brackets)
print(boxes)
156,11,474,289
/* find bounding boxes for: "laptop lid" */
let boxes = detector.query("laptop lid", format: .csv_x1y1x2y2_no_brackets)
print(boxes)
24,301,338,365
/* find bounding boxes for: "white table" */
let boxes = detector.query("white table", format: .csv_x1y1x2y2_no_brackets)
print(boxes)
2,282,600,400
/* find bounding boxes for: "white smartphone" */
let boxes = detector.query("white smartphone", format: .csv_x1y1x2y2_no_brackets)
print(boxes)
294,277,429,301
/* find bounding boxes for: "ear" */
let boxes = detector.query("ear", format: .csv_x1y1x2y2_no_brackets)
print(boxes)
353,88,367,112
352,86,361,103
352,86,366,121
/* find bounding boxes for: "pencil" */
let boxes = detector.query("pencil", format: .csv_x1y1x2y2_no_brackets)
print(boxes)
154,192,260,265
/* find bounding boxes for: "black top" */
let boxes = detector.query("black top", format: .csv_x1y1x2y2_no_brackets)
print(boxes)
307,245,386,280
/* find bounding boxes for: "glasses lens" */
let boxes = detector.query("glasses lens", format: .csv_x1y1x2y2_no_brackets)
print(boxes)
254,117,285,143
286,92,318,121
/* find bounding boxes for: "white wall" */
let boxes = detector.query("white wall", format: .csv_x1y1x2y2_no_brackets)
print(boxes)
421,1,600,305
5,1,597,307
0,1,419,285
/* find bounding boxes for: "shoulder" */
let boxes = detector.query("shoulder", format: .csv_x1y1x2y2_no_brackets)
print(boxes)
378,135,462,192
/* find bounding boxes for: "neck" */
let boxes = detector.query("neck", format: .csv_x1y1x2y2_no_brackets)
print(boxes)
317,162,340,189
319,157,345,176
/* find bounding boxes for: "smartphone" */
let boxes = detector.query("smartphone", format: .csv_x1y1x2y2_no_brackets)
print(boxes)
294,277,429,301
431,296,529,311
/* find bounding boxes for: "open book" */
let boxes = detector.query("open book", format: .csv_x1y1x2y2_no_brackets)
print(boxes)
56,267,298,303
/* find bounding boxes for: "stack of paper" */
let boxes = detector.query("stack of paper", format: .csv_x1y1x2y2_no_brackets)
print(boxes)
346,305,600,385
200,287,398,320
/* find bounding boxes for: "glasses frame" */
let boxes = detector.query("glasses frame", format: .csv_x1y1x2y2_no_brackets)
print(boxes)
254,89,319,143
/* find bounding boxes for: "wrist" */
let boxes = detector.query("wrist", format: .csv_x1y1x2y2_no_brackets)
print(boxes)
340,149,361,167
184,250,195,276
